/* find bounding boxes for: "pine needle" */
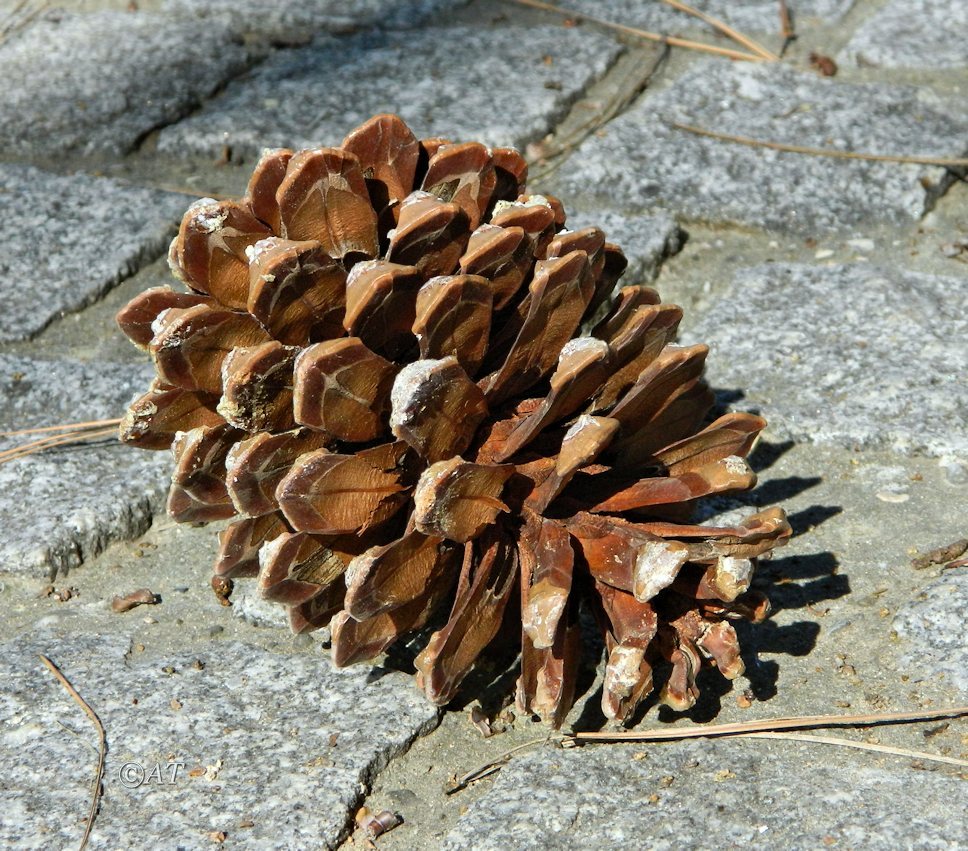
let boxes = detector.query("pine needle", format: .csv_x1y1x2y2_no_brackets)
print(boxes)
445,736,556,794
508,0,766,63
670,122,968,168
0,0,49,46
39,654,107,851
0,426,118,465
447,706,968,795
657,0,779,61
0,417,122,438
566,705,968,743
779,0,796,41
740,731,968,769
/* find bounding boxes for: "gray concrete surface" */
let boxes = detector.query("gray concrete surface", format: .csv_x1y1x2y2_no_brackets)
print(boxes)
0,0,965,848
157,24,622,159
686,263,968,461
0,354,169,578
0,165,185,342
841,0,968,69
546,59,968,234
0,625,438,849
0,11,251,156
162,0,469,40
443,738,965,850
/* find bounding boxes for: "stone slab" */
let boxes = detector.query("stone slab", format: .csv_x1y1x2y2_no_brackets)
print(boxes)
0,10,249,156
0,355,170,578
894,571,968,696
564,0,854,33
162,0,468,41
685,262,968,461
0,630,439,849
547,60,968,234
0,164,186,343
442,738,966,850
841,0,968,69
157,25,622,159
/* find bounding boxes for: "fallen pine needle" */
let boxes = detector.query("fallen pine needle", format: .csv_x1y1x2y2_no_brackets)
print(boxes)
0,426,118,465
508,0,765,63
0,0,48,46
566,705,968,743
657,0,778,61
39,654,106,851
740,731,968,768
0,417,121,439
670,122,968,168
445,736,555,795
446,706,968,794
779,0,795,41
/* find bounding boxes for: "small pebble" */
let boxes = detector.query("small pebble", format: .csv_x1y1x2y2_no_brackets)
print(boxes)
814,248,834,259
876,490,909,503
940,459,968,485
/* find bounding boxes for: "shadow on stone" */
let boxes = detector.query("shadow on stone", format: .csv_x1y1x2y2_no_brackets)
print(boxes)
756,477,827,510
756,551,849,613
570,682,609,732
747,438,796,472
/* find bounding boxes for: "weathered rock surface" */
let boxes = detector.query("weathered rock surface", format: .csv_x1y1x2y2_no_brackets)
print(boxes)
0,355,170,578
842,0,968,69
162,0,468,40
686,263,968,460
894,570,968,696
0,164,185,343
0,629,438,849
157,25,622,159
442,738,966,850
548,60,968,234
0,11,249,156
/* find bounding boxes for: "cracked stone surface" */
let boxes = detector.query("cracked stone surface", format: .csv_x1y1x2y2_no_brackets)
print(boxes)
0,355,170,578
0,629,439,850
442,738,966,850
0,164,185,343
841,0,968,69
894,571,968,696
0,10,250,157
565,0,855,32
162,0,469,40
686,263,968,461
547,60,968,234
157,25,622,159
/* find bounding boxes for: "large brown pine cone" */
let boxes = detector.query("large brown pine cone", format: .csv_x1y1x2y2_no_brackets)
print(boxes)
117,114,790,727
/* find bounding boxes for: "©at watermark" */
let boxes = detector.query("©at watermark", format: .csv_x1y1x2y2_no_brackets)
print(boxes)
117,761,185,788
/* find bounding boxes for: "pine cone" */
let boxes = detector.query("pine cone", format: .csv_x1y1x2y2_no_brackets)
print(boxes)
117,114,790,726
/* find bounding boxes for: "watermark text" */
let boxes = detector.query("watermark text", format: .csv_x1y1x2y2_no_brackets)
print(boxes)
118,761,185,788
